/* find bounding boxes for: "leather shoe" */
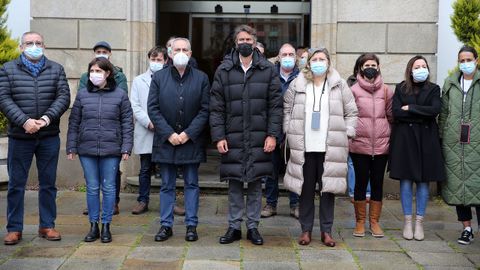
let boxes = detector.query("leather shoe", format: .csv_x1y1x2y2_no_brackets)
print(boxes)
84,222,100,242
101,223,112,243
219,228,241,244
298,231,311,245
82,208,88,215
247,228,264,245
113,204,120,215
131,202,148,215
185,226,198,242
155,226,173,241
4,232,22,245
321,232,336,247
38,228,61,241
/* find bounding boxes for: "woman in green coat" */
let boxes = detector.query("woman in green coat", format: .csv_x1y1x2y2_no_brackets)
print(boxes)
439,45,480,245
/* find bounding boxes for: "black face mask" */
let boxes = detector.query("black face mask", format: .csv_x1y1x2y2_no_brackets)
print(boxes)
363,68,378,80
237,43,253,57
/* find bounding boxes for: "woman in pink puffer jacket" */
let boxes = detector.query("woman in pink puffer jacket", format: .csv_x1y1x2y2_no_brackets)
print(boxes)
349,53,393,239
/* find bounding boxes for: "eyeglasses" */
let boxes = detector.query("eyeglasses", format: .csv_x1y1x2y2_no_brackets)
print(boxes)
23,41,43,47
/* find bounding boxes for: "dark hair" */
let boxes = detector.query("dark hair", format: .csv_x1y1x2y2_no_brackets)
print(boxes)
234,24,257,43
458,45,478,60
357,53,380,78
147,46,168,60
352,53,366,77
86,57,116,90
404,55,430,95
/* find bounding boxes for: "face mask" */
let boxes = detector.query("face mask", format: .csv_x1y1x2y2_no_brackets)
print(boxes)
280,57,295,70
95,54,109,59
167,47,172,57
149,61,163,72
363,67,378,80
459,61,476,75
237,43,253,57
24,45,44,60
298,57,307,69
310,61,328,76
173,52,189,68
89,72,106,86
412,68,429,82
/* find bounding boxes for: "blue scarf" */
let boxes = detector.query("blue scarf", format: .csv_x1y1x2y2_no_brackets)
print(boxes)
20,53,45,77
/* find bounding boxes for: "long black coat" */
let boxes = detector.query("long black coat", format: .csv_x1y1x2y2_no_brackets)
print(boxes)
148,65,210,164
210,50,282,182
389,81,445,182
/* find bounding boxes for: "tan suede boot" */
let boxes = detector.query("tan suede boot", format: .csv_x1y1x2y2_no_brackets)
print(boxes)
353,201,367,237
369,200,384,238
414,215,424,241
403,215,413,240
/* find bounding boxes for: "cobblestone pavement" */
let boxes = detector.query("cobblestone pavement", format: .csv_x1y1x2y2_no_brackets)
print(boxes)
0,191,479,270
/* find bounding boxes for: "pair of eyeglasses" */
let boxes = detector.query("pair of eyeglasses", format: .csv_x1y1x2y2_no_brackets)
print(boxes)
23,41,43,47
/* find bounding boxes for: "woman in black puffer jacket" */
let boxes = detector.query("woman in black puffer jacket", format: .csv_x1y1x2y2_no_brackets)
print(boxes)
66,57,133,244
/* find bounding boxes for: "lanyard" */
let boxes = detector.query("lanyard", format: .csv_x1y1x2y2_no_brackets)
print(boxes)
312,76,328,112
461,77,475,123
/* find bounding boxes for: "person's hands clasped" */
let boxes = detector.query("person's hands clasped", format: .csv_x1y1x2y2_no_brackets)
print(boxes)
23,119,40,134
264,136,276,153
168,133,181,145
178,132,190,144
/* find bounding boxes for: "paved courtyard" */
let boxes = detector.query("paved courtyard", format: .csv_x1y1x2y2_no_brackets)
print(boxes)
0,190,479,270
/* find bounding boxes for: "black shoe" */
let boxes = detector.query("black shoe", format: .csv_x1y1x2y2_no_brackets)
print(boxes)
82,208,88,215
84,222,100,242
219,228,241,244
100,223,112,243
458,228,474,245
247,228,264,245
185,226,198,242
155,226,173,242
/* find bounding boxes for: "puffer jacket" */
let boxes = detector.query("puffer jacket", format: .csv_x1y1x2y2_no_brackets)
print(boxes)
0,56,70,139
66,82,134,157
210,49,283,182
439,69,480,206
349,74,393,155
283,70,358,195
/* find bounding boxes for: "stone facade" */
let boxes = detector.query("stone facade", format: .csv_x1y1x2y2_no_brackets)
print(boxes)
16,0,438,194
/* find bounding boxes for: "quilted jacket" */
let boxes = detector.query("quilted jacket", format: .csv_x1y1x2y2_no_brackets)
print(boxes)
283,70,358,195
439,69,480,206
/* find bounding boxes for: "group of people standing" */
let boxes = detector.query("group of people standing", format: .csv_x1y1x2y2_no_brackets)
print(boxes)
1,26,480,248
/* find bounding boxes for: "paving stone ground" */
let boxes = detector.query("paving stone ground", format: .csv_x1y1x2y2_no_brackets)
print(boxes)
0,191,479,270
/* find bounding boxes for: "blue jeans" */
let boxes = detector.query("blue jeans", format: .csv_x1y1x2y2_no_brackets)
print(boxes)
265,146,299,207
159,163,199,227
137,154,153,203
347,155,371,198
79,155,120,224
400,179,429,216
6,136,60,232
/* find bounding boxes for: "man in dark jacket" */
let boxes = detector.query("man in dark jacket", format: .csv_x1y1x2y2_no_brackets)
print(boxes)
261,43,300,219
148,37,210,242
78,41,127,215
0,31,70,245
210,25,282,245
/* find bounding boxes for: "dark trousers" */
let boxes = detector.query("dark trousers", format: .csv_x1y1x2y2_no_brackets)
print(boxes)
456,205,480,225
137,154,153,203
350,153,388,201
300,152,335,233
7,136,60,232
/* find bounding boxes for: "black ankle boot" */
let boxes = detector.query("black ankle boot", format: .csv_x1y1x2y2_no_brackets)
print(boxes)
84,222,99,242
101,223,112,243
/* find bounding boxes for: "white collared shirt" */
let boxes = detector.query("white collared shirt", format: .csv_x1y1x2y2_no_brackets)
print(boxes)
241,59,253,73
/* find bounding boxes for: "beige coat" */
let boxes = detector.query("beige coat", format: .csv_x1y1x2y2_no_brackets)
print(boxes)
283,69,358,195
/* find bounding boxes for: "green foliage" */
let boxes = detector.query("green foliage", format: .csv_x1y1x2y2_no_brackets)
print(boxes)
0,0,20,135
451,0,480,45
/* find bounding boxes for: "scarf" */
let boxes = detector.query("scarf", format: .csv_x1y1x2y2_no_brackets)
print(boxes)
20,53,45,77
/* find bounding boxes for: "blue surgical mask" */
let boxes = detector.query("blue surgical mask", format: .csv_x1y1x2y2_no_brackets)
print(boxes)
24,45,43,60
310,61,328,76
412,68,429,82
280,57,295,70
460,61,477,75
167,47,172,56
149,61,163,72
95,54,109,59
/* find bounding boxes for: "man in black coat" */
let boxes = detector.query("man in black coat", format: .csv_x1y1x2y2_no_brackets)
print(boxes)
210,25,282,245
148,38,210,242
0,31,70,245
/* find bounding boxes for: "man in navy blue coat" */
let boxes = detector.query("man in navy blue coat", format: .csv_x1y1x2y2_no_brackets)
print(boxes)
148,38,210,242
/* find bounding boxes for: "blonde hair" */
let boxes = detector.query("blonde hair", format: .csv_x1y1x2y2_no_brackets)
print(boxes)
302,47,331,81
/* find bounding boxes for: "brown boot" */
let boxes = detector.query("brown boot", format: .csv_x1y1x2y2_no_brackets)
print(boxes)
4,232,22,245
113,204,120,215
369,200,384,238
132,202,149,215
321,232,336,247
174,205,185,216
38,228,61,241
298,231,311,245
353,200,367,237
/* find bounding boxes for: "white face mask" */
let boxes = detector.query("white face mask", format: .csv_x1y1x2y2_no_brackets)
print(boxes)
89,72,106,86
173,52,189,68
149,61,163,72
95,54,109,59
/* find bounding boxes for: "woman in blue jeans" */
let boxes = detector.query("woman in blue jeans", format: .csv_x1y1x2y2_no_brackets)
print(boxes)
389,56,445,241
66,57,133,243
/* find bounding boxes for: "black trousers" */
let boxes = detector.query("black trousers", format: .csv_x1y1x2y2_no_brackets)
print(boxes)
350,153,388,201
300,152,335,233
456,205,480,224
